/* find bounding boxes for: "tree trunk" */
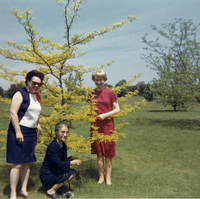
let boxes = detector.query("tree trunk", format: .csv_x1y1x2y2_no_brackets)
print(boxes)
173,105,177,111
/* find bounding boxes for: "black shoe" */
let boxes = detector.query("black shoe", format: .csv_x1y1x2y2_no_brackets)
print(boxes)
46,191,60,199
56,186,63,195
62,191,74,198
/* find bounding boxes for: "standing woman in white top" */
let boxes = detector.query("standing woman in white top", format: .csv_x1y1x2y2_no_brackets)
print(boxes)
6,70,44,199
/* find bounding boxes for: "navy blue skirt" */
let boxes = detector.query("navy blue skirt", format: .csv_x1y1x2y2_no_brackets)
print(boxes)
6,123,37,164
40,169,77,189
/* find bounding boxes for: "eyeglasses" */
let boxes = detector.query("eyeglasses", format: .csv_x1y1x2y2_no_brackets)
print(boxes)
30,81,43,87
59,130,69,134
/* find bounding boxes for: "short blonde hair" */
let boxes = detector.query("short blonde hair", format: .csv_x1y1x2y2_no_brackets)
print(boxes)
92,70,108,82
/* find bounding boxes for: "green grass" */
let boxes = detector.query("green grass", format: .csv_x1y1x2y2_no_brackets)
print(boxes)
0,97,200,198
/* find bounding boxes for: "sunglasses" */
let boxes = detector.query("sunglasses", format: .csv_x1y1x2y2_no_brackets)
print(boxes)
30,81,43,87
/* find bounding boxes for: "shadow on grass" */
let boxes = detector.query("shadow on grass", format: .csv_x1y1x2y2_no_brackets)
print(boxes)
146,118,200,130
134,116,200,131
0,164,10,198
76,158,98,181
148,110,187,113
1,157,99,197
1,162,42,197
2,179,36,198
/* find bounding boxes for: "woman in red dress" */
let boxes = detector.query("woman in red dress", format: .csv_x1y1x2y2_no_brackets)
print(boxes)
89,70,120,185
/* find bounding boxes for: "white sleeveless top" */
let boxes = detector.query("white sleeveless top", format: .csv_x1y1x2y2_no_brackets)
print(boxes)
19,93,41,128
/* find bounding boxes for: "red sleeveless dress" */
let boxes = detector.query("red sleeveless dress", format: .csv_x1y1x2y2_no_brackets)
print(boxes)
89,87,118,158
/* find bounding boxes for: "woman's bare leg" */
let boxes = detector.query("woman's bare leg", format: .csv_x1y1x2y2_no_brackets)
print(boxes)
105,158,112,185
47,183,64,195
47,174,76,194
97,156,104,183
9,164,22,199
20,162,30,195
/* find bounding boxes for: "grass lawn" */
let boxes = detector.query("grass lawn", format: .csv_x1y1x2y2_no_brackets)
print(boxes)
0,97,200,198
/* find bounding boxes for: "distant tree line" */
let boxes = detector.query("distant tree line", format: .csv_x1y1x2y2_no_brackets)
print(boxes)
106,80,147,97
0,83,24,98
0,80,147,99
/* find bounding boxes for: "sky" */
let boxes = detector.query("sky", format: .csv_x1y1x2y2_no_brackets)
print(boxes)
0,0,199,89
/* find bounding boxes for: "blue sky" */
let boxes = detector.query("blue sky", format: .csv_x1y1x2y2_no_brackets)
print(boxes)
0,0,199,89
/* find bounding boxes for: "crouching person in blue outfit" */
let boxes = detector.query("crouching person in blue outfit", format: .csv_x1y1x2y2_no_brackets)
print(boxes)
40,122,82,199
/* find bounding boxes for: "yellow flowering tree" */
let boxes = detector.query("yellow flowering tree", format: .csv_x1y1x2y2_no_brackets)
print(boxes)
0,0,145,152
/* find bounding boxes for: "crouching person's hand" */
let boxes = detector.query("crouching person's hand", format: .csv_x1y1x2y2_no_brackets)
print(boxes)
70,159,82,167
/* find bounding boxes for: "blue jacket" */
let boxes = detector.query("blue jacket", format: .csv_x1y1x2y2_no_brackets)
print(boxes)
40,139,71,175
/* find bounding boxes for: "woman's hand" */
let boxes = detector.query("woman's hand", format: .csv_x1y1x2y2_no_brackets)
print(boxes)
70,159,82,167
98,113,108,121
98,101,120,121
16,132,24,144
37,123,42,134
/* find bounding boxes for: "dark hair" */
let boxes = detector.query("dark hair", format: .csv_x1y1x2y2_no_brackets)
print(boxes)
25,70,44,85
55,121,69,133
